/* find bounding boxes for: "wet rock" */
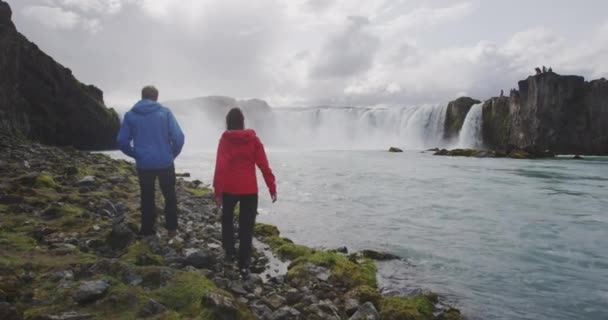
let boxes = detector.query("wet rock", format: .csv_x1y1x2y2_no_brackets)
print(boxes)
349,302,380,320
436,307,465,320
264,293,287,310
121,267,142,286
434,149,449,156
345,298,360,316
286,288,304,305
305,302,341,320
573,155,584,159
72,280,110,304
40,205,64,220
360,249,400,261
137,299,167,317
184,249,216,269
270,306,301,320
0,302,21,320
200,292,239,320
229,282,248,296
107,222,135,250
388,147,403,153
334,246,348,254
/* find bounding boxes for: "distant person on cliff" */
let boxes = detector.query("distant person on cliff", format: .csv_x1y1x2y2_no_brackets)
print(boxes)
116,86,185,239
213,108,277,279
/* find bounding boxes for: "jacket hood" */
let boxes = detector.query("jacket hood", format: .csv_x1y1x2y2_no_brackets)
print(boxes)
222,129,257,145
131,99,162,115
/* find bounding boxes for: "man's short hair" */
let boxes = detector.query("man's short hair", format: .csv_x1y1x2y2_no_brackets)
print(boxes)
142,86,159,101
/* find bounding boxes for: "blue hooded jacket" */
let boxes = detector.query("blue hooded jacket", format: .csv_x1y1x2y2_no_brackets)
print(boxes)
116,99,185,169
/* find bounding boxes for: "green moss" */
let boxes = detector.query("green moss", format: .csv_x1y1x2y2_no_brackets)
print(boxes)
288,251,377,289
34,174,58,189
276,243,315,260
122,241,163,266
254,223,280,238
346,285,382,308
379,295,435,320
185,187,212,197
153,271,217,315
0,231,37,250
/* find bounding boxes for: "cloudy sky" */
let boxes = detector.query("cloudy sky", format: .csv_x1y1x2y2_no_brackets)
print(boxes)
7,0,608,108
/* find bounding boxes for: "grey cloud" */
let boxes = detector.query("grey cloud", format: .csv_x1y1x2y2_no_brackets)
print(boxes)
311,16,380,79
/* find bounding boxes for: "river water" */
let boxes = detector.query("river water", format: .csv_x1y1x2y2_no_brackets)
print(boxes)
126,149,607,320
109,102,607,319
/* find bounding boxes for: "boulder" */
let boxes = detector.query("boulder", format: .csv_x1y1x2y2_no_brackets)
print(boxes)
270,306,301,320
200,292,239,320
444,97,481,140
0,302,21,320
184,249,216,269
349,302,380,320
107,221,135,251
137,299,167,318
360,249,400,261
72,280,110,304
388,147,403,153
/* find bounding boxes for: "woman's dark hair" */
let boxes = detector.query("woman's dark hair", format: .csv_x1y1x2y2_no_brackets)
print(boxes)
226,108,245,130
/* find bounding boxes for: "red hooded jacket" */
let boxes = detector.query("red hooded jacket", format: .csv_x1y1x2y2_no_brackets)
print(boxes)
213,129,276,199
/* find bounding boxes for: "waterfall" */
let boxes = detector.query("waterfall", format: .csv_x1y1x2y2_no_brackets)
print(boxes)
172,103,450,150
457,103,484,148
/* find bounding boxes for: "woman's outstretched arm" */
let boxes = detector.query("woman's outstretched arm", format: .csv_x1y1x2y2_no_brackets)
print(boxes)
254,137,277,201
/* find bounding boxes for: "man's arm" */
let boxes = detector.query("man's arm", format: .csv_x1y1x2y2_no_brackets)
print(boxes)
116,113,135,158
167,110,185,158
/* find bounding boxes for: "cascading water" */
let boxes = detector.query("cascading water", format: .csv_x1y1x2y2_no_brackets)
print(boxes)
456,103,484,148
171,103,450,150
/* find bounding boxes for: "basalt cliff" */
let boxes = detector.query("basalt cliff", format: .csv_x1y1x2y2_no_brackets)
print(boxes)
0,0,119,150
444,72,608,155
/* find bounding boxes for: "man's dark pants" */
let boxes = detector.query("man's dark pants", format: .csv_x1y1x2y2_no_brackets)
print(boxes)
221,193,258,269
137,165,177,236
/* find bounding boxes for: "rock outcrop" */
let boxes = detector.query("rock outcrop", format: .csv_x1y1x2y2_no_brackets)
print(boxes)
443,97,481,141
0,0,119,150
481,72,608,155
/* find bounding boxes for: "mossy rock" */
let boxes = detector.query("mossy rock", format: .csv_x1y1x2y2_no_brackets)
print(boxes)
288,251,377,289
379,295,435,320
508,150,531,159
185,187,212,197
276,243,315,260
254,223,280,238
345,285,382,308
441,308,466,320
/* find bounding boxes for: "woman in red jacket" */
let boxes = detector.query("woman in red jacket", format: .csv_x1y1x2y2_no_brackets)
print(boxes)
213,108,277,278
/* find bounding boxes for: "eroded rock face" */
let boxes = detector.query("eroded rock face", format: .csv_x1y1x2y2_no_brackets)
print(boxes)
482,73,608,155
0,0,119,150
443,97,481,141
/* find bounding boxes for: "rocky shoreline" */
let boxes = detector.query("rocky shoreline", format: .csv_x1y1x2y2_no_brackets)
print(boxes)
0,134,465,320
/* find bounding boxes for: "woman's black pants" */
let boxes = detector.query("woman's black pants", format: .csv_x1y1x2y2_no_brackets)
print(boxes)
221,193,258,269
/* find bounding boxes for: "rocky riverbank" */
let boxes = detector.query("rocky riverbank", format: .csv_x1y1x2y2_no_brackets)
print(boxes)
430,147,555,159
0,134,465,320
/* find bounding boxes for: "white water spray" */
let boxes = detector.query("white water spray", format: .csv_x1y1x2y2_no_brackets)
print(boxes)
171,103,450,150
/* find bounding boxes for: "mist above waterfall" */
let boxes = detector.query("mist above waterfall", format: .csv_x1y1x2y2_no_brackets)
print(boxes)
166,97,450,150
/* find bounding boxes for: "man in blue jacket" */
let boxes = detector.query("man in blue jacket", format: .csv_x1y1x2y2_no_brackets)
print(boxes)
117,86,185,238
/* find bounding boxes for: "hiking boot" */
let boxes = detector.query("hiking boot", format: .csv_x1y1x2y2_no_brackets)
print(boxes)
239,268,251,280
167,229,177,239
